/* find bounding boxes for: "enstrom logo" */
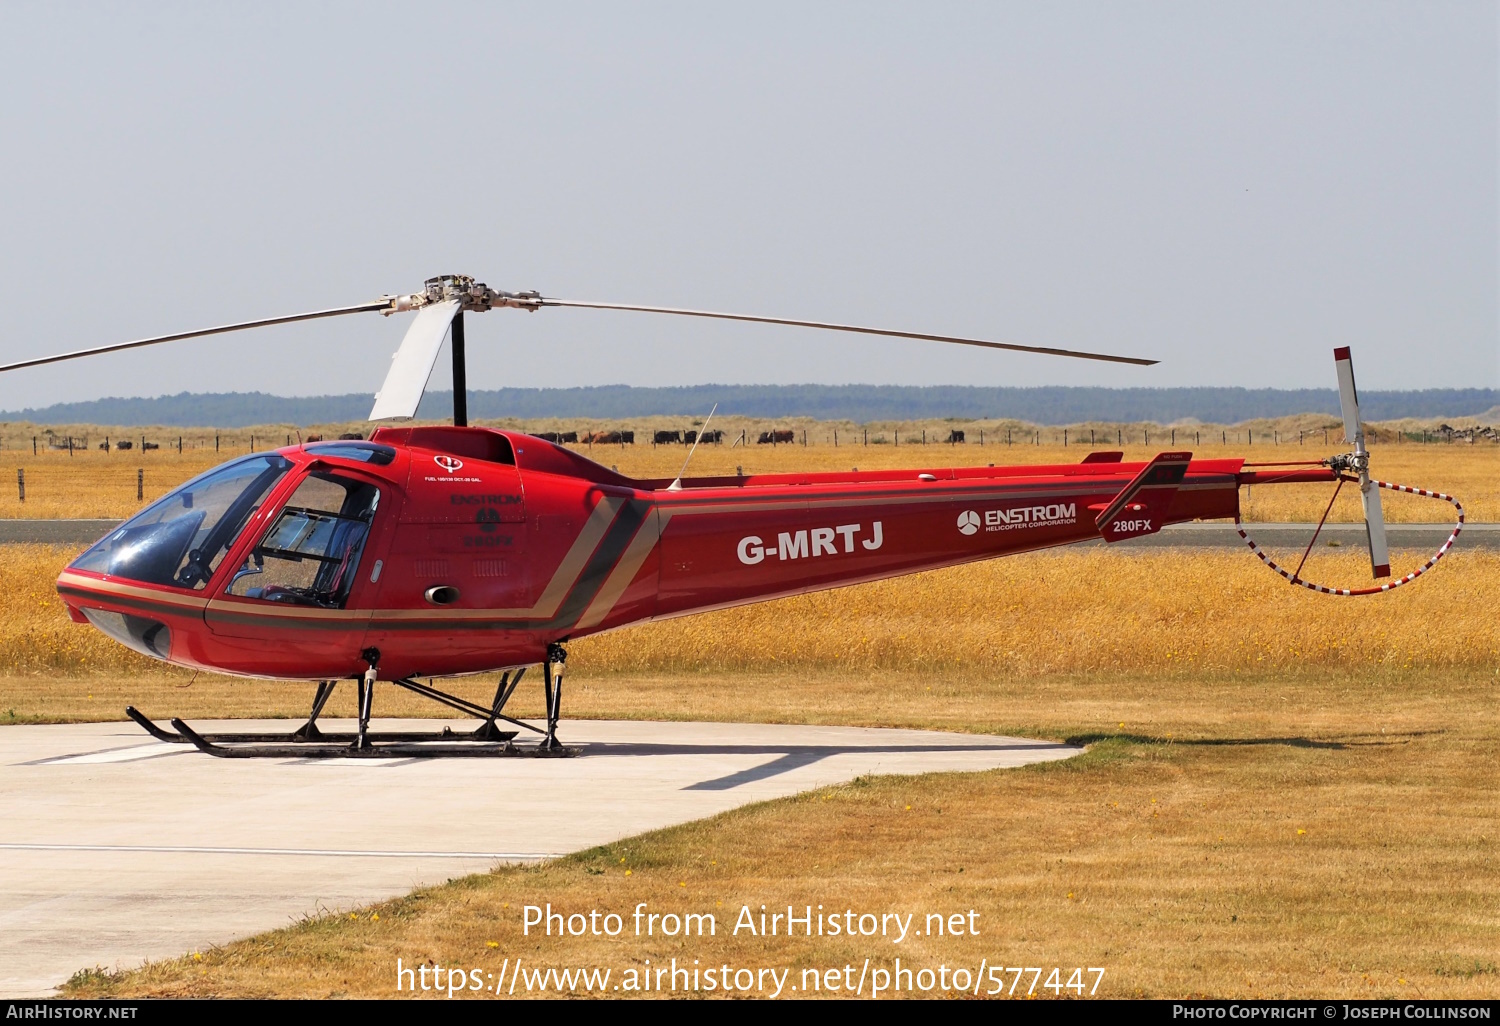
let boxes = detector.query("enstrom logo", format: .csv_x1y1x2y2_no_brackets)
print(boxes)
957,510,980,536
434,455,464,473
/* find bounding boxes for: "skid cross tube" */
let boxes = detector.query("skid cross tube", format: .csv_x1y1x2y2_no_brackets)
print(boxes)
389,674,545,738
292,681,337,741
125,655,582,756
539,642,568,751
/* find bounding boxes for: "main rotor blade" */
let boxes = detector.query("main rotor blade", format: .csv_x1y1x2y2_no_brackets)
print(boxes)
536,298,1157,366
0,300,391,374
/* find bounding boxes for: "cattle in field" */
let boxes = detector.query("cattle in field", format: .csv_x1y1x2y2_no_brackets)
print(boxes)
304,434,324,443
584,430,635,444
946,430,965,444
685,429,723,444
535,431,582,444
115,440,133,450
142,442,159,451
757,429,795,444
339,432,363,440
620,430,635,444
654,430,682,445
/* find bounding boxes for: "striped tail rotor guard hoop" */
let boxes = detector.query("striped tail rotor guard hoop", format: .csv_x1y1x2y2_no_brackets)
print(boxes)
1235,481,1464,596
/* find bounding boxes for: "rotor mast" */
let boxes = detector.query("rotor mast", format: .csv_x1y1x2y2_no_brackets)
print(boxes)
451,310,467,427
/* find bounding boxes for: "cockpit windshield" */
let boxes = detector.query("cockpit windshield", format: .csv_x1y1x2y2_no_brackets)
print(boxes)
70,455,294,589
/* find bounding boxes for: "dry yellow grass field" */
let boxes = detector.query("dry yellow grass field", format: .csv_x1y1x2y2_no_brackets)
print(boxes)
2,545,1494,692
2,423,1494,1000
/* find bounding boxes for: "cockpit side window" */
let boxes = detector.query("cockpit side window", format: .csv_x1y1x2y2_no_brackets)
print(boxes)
69,455,293,590
228,472,379,609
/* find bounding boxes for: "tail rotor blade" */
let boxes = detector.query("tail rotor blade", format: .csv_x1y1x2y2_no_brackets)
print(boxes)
1333,346,1362,445
1362,481,1391,579
1333,346,1390,578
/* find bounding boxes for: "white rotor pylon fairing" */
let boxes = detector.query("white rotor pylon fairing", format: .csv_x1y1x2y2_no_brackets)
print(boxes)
368,300,461,421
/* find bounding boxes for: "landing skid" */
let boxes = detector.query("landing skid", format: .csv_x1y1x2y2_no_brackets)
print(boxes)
125,654,581,759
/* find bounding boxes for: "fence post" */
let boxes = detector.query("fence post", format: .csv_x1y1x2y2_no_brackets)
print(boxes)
215,434,220,452
32,436,37,456
137,468,143,501
17,468,23,503
179,436,183,453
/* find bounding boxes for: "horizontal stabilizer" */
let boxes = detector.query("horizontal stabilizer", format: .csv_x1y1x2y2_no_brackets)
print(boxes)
1094,451,1193,543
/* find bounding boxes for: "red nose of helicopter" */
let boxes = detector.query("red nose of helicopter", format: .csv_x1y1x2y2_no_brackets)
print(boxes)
56,431,537,676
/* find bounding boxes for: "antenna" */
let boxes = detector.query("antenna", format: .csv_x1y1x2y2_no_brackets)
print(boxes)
666,403,718,492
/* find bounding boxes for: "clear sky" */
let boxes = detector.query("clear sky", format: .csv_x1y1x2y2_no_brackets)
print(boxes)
0,2,1493,411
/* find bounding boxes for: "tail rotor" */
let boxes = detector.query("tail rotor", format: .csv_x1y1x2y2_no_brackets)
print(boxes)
1332,346,1391,579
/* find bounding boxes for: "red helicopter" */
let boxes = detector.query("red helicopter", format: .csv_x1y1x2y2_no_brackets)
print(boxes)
0,275,1461,757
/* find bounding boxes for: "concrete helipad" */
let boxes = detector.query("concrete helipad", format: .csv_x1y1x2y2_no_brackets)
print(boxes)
0,717,1080,996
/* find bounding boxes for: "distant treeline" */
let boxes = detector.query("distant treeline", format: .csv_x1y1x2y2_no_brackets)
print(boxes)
3,385,1497,428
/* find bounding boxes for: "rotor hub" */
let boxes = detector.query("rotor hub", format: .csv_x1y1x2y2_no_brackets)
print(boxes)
382,274,542,315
